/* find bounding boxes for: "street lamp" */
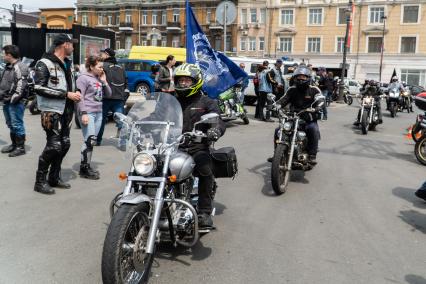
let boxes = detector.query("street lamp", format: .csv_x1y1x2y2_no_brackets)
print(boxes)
378,15,387,83
337,0,353,103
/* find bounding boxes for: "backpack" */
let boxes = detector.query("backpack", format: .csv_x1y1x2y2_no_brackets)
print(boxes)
103,62,126,98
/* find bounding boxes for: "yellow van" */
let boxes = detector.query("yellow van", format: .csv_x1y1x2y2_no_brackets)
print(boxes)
129,46,186,62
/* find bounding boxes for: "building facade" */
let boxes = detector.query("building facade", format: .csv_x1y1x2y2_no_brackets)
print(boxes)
237,0,426,85
38,8,76,29
76,0,238,53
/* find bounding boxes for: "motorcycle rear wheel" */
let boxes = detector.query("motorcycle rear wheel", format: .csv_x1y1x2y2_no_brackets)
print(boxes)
102,203,154,284
271,144,290,195
414,136,426,166
361,111,369,135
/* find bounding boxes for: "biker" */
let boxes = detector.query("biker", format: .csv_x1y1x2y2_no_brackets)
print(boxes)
173,63,226,228
268,66,323,165
386,76,406,110
354,80,383,125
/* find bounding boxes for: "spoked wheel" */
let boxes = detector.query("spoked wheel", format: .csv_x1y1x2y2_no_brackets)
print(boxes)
346,95,353,105
361,111,369,135
102,203,155,284
271,144,290,195
414,135,426,166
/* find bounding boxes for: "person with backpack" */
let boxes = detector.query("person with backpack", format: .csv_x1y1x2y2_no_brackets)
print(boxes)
0,45,29,157
97,48,129,145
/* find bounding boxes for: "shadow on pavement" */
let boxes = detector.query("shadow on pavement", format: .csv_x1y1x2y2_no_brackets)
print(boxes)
405,274,426,284
392,187,426,209
398,210,426,234
214,201,227,216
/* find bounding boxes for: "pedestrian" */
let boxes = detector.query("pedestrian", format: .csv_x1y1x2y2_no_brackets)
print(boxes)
33,34,81,194
258,65,273,122
318,67,329,120
97,48,129,145
253,64,261,113
76,55,111,180
268,59,285,101
157,55,176,94
0,45,29,157
239,62,249,104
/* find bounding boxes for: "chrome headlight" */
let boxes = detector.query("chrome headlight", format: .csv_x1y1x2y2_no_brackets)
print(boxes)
133,153,157,176
283,121,293,131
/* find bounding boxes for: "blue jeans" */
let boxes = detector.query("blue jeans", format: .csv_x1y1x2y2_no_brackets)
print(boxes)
322,90,330,118
79,112,102,141
3,102,26,136
97,99,125,144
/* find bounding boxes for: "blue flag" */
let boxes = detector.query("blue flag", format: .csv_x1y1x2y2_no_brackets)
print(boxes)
185,1,248,99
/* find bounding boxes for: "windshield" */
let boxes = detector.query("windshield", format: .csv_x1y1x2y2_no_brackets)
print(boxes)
118,92,183,156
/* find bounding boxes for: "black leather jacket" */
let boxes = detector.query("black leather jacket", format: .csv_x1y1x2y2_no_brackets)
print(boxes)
277,85,322,122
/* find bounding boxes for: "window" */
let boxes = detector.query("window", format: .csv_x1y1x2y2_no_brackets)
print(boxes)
401,36,416,53
249,37,256,51
173,9,180,22
116,13,120,25
240,37,247,51
401,69,426,87
403,5,419,23
241,9,247,24
308,8,322,25
367,36,382,53
206,9,211,24
369,7,385,24
260,8,266,24
82,14,88,26
108,15,112,25
250,63,259,73
98,14,103,25
336,36,350,52
259,37,265,51
116,41,120,50
125,36,132,50
125,13,132,24
141,36,147,46
142,11,147,25
250,8,257,23
162,11,166,25
279,37,292,52
281,9,294,25
337,7,347,25
172,36,180,47
307,37,321,53
152,11,157,25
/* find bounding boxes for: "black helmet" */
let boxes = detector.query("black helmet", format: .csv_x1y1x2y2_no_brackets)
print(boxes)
292,66,311,90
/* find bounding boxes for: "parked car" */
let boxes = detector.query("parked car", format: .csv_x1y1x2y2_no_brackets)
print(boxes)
117,59,157,96
408,85,425,97
344,79,362,95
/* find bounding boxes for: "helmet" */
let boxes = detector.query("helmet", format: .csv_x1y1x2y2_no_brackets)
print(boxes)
292,66,311,90
173,63,204,98
392,76,398,82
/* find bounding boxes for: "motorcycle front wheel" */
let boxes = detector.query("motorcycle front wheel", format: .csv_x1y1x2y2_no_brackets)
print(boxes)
390,103,397,118
346,95,353,105
414,135,426,166
102,203,154,284
271,144,290,195
361,111,369,135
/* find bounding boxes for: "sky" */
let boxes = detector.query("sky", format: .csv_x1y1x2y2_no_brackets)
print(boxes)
1,0,75,12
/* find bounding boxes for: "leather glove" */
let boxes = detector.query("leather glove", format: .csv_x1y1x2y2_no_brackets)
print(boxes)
10,93,22,104
207,128,221,142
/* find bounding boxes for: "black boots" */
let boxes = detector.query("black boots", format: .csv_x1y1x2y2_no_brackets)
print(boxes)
79,163,100,180
8,135,26,157
34,170,55,195
309,155,317,165
1,133,16,153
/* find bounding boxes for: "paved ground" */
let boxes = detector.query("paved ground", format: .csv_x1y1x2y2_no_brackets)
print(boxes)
0,102,425,284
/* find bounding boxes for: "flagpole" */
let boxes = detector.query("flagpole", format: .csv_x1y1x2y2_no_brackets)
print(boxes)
223,2,227,53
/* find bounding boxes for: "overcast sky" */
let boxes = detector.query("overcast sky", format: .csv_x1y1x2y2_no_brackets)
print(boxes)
1,0,75,12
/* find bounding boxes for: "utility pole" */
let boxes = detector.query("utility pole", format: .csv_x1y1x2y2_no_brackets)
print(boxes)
337,0,353,103
12,4,17,23
378,15,387,83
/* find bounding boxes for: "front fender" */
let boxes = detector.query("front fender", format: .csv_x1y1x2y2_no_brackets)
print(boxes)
117,193,152,205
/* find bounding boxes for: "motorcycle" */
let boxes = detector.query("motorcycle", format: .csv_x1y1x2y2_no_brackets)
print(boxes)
401,90,413,113
412,95,426,165
329,85,352,105
387,87,401,117
217,85,249,125
356,94,385,135
270,94,325,195
101,92,237,283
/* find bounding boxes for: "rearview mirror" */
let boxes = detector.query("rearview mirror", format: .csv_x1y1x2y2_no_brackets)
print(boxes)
193,113,219,132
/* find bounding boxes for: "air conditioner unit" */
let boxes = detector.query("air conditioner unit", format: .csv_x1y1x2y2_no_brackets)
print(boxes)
242,31,248,35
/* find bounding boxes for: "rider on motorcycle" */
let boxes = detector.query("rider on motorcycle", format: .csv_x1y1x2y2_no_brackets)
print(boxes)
354,79,383,125
173,63,226,228
386,76,406,110
270,66,322,165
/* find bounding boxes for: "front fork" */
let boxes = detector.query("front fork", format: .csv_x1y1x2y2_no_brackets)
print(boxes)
287,118,299,171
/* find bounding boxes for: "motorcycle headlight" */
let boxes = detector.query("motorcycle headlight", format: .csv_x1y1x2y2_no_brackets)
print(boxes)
283,121,293,131
133,153,156,176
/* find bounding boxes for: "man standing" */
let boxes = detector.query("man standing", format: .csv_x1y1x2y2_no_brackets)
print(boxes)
268,59,285,101
33,34,81,194
0,45,29,157
97,48,128,145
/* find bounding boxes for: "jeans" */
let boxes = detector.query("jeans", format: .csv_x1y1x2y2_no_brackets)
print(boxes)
97,99,125,144
322,90,330,118
80,112,102,141
274,121,320,156
3,102,26,136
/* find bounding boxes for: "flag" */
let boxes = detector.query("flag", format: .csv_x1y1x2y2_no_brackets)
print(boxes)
185,0,248,99
390,68,397,83
346,2,355,48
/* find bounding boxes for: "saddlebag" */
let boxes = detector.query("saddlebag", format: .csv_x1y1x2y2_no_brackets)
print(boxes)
210,147,238,178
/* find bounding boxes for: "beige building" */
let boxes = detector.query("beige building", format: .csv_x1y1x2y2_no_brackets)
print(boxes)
237,0,426,85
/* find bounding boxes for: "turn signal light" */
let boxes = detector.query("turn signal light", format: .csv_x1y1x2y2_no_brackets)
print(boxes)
169,175,177,183
118,172,128,181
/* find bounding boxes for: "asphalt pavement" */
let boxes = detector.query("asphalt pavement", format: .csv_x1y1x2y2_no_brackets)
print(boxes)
0,102,425,284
